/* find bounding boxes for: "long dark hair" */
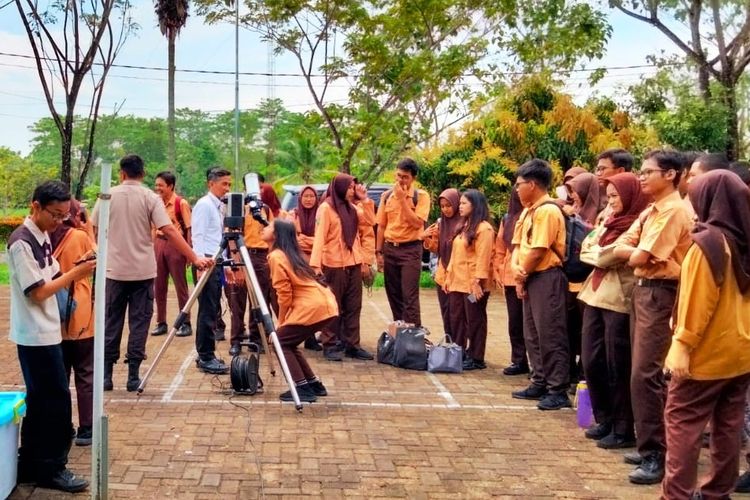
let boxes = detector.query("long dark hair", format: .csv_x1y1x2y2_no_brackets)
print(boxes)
271,219,319,281
461,189,490,246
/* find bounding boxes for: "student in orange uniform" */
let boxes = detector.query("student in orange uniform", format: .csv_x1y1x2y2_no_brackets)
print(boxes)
444,189,495,371
263,219,338,402
493,188,529,375
662,170,750,499
614,149,693,485
375,158,431,326
289,186,319,261
422,188,462,340
310,174,376,361
50,199,96,447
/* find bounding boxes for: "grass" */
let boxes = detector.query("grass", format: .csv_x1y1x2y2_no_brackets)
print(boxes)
0,263,7,285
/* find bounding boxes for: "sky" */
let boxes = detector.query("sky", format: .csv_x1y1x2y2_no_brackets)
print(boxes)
0,1,684,156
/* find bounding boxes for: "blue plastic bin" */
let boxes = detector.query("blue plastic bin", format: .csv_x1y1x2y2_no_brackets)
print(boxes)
0,392,26,499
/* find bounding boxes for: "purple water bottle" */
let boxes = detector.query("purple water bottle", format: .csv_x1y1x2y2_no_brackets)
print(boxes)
576,380,594,428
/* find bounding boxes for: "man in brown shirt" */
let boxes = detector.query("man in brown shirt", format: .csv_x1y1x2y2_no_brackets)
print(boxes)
151,171,193,338
375,158,431,326
510,159,571,411
614,149,693,486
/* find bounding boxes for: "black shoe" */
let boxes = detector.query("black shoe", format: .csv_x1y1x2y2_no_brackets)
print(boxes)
324,347,343,362
37,468,89,493
75,426,92,446
537,392,572,411
623,451,643,465
628,453,665,485
213,328,226,341
103,361,114,392
307,380,328,396
597,432,636,450
511,384,548,400
175,323,192,337
125,359,141,392
584,422,612,440
304,337,323,351
151,322,168,336
196,357,229,374
736,470,750,493
463,358,487,370
280,383,317,403
502,362,530,376
345,347,374,360
229,344,241,357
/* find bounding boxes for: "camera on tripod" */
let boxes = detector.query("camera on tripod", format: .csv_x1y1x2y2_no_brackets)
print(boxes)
223,173,269,230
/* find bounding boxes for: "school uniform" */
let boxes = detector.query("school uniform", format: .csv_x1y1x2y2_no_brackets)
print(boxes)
154,193,191,327
376,188,431,326
493,220,527,369
423,228,451,337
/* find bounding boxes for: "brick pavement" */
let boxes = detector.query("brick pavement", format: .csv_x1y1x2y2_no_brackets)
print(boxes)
0,285,742,499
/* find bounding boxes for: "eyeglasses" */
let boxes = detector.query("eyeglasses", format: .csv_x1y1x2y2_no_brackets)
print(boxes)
637,168,668,178
514,180,532,189
44,208,70,221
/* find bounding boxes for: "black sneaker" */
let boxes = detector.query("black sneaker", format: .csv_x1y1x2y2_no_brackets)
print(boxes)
502,362,530,376
345,347,374,360
628,453,665,485
37,468,89,493
537,392,572,411
175,323,192,337
324,347,343,362
150,322,168,336
623,451,643,465
228,344,241,357
280,383,317,403
75,426,92,446
736,470,750,493
584,422,612,440
196,357,229,374
597,432,636,450
304,337,323,351
307,380,328,396
511,384,548,400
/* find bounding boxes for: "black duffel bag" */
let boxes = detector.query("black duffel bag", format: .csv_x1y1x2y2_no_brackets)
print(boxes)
393,327,429,371
377,331,396,366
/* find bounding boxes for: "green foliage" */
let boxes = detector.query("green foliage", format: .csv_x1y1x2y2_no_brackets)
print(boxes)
372,271,435,289
0,148,57,211
0,263,8,286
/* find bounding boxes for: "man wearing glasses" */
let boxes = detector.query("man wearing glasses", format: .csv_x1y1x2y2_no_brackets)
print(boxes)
614,149,693,485
594,149,634,224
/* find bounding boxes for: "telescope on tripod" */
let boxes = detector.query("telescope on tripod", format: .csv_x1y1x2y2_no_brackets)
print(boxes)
137,173,304,411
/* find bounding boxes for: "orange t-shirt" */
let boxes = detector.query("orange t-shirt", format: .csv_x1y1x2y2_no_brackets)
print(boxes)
155,193,191,237
445,221,495,293
310,199,375,269
53,228,96,340
244,206,274,249
493,220,515,287
376,187,430,243
512,196,566,273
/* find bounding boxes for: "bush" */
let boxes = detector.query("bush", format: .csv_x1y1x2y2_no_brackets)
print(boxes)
372,270,436,289
0,215,24,248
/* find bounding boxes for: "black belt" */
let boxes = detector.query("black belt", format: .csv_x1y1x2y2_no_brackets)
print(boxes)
385,240,421,247
247,248,268,254
636,278,678,288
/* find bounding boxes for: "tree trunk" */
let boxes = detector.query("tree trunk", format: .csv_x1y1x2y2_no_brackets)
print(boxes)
60,112,75,188
168,29,176,170
723,79,740,161
698,66,711,102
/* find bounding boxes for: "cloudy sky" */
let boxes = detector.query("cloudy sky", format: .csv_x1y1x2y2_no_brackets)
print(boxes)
0,1,682,156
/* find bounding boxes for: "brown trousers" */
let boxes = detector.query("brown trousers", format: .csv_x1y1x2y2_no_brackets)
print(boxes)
631,284,676,456
154,237,190,324
320,265,363,349
524,267,570,394
581,305,633,435
278,319,334,383
62,337,94,428
504,286,527,367
383,241,422,326
662,373,750,500
437,287,452,337
448,291,490,362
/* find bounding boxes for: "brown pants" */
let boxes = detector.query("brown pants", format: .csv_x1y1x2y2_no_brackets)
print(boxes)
437,287,452,337
278,319,334,383
225,281,248,345
581,305,633,435
154,237,190,325
320,265,363,349
631,284,676,456
62,337,94,428
523,267,569,394
383,241,422,326
662,373,750,500
448,291,490,362
504,286,527,367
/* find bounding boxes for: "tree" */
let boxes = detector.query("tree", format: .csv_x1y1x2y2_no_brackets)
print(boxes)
14,0,137,196
196,0,610,177
610,0,750,159
155,0,190,171
0,148,57,210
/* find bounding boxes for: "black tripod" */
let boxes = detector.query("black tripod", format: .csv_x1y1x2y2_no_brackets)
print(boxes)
137,218,303,411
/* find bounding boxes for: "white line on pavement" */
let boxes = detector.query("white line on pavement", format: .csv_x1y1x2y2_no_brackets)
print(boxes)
161,351,196,402
426,372,460,408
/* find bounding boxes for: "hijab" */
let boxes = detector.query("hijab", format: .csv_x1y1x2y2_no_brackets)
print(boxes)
563,166,587,183
325,174,358,250
437,188,462,265
688,170,750,294
260,183,281,217
565,172,601,225
590,173,650,291
296,186,318,237
50,198,81,252
502,188,523,249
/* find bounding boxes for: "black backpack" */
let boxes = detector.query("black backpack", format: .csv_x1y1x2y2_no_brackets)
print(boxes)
528,201,594,283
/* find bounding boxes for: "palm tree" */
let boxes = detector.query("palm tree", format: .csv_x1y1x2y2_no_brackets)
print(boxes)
155,0,189,170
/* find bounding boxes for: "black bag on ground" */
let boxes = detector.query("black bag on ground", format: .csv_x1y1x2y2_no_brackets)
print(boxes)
377,331,396,365
393,327,429,371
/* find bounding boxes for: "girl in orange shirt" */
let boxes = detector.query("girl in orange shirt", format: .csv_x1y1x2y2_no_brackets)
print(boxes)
445,190,495,371
262,219,338,403
289,186,319,260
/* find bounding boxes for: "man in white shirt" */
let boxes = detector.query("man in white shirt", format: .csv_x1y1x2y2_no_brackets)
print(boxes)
192,167,233,374
8,181,96,492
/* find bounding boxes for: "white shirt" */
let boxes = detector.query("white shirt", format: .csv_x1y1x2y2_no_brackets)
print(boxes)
192,192,224,257
7,218,62,346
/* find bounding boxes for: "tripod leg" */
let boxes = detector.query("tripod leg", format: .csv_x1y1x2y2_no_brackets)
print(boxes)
248,301,276,377
137,253,221,394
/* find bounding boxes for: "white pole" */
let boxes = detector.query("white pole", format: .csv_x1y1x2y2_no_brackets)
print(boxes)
91,163,111,499
234,0,240,189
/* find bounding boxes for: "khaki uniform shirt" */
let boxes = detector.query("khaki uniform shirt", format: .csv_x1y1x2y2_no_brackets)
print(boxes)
512,196,566,273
